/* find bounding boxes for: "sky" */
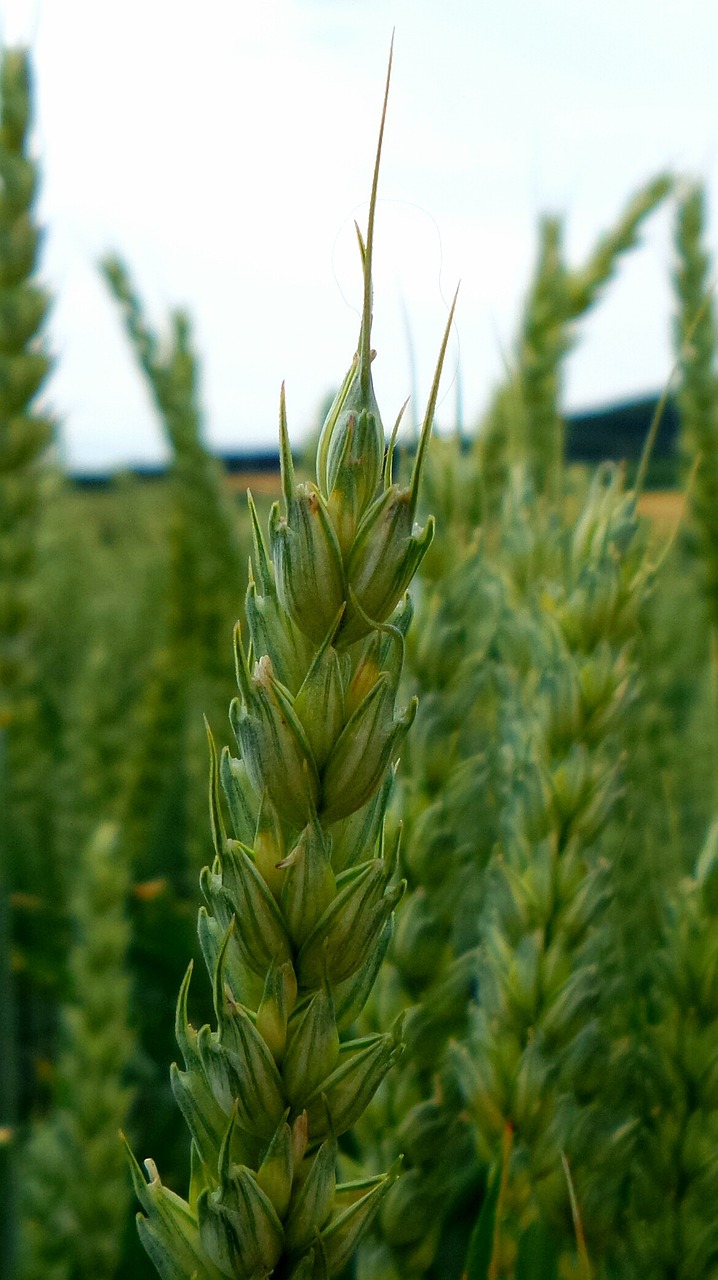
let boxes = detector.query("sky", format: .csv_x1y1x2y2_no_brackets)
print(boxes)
4,0,718,470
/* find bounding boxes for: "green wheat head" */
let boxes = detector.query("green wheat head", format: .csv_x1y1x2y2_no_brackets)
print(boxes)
352,546,508,1279
102,258,246,878
444,466,653,1271
673,182,718,629
0,51,54,1268
472,174,672,516
617,817,718,1279
129,49,458,1280
0,43,54,903
19,822,135,1280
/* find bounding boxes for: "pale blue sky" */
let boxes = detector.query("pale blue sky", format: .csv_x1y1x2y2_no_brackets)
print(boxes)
4,0,718,468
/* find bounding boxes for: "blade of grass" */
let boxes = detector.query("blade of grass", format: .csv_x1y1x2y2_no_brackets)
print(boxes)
463,1124,513,1280
561,1152,592,1280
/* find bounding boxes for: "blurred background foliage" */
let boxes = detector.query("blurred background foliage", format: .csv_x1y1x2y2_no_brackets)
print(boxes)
3,41,718,1280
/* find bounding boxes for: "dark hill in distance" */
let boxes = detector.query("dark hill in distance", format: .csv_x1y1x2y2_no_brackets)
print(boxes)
71,393,681,490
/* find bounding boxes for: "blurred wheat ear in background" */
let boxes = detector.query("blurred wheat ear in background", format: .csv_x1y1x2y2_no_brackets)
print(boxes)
0,46,54,1280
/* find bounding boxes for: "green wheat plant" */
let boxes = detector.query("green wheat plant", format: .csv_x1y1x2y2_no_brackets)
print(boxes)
611,816,718,1279
0,44,54,944
99,254,244,677
129,51,459,1280
0,45,53,812
99,231,258,1235
101,257,245,881
353,462,646,1278
18,822,135,1280
514,214,568,503
0,46,54,1273
525,173,672,502
436,466,654,1272
352,545,509,1279
466,174,673,519
673,182,718,630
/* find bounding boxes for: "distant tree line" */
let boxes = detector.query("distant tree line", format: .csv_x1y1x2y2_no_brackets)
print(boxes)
71,393,681,492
